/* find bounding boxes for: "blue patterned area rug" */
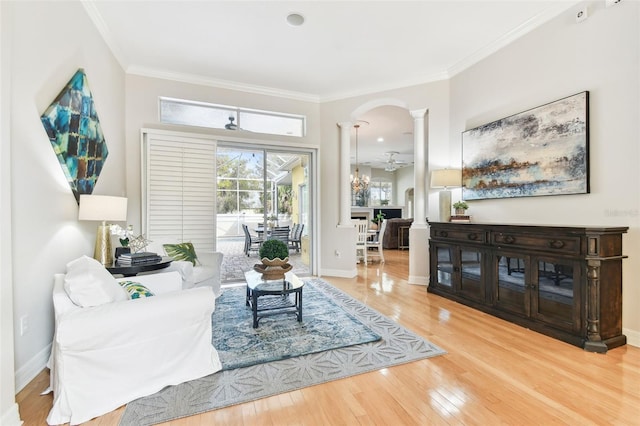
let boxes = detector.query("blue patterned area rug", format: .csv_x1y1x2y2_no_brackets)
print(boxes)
214,281,381,370
120,278,446,426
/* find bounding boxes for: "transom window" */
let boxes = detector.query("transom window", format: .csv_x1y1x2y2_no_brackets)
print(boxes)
159,97,306,137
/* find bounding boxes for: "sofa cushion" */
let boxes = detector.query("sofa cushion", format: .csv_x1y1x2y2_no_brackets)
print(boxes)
119,281,155,299
163,242,199,266
64,256,128,307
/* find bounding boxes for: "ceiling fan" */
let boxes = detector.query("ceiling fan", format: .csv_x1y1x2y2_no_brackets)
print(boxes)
384,151,406,172
225,116,238,130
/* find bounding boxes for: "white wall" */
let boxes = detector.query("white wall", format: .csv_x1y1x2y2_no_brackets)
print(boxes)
396,165,414,216
0,3,21,424
5,0,126,400
448,1,640,343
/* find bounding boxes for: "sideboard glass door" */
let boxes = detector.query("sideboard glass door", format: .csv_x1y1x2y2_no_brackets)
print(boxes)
531,258,580,332
494,252,528,315
434,245,454,290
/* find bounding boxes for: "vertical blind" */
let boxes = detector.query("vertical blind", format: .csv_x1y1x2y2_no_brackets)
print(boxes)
143,133,216,252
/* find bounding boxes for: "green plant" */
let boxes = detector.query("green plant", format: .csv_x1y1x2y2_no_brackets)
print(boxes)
372,211,386,225
453,201,469,210
259,239,289,260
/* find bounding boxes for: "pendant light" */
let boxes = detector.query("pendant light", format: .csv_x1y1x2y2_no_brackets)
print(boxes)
350,124,370,192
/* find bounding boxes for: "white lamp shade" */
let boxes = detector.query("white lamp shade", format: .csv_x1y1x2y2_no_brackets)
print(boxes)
78,195,128,222
431,169,461,189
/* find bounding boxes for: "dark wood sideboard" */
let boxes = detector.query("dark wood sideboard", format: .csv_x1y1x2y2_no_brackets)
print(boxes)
428,222,628,353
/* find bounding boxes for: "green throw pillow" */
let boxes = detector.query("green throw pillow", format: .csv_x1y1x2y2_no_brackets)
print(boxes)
163,242,198,266
119,281,155,299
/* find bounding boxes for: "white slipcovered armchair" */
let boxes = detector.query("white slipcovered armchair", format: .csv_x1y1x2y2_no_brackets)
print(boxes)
146,240,224,297
47,256,221,425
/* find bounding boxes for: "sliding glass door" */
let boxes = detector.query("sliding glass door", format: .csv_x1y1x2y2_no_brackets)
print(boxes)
216,143,313,281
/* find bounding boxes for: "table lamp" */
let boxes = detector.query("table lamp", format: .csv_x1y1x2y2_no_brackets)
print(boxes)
430,169,461,222
78,195,128,266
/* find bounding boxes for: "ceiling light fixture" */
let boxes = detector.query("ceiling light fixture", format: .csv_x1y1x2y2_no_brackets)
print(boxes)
350,124,370,193
286,13,305,27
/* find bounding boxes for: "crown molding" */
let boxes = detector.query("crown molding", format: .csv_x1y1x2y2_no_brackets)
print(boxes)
81,0,128,70
318,71,449,103
127,66,322,103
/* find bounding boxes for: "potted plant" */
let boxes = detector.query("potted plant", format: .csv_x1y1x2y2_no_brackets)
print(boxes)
256,239,292,279
371,211,386,230
453,200,469,215
266,214,278,229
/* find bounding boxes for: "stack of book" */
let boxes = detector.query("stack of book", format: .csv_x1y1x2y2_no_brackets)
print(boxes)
117,252,162,265
450,215,471,223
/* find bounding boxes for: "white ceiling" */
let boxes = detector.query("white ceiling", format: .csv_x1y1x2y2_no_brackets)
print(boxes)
85,0,579,169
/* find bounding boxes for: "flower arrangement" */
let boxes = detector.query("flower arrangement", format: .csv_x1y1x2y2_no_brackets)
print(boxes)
111,224,134,247
110,225,150,253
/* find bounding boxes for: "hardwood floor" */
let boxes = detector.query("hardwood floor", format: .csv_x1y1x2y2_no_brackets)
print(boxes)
17,249,640,425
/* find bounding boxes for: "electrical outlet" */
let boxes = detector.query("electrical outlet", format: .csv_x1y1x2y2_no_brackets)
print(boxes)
605,0,621,8
20,315,29,336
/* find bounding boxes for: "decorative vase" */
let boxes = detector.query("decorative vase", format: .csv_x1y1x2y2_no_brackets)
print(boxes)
455,208,466,215
254,257,292,280
115,246,130,260
370,222,379,231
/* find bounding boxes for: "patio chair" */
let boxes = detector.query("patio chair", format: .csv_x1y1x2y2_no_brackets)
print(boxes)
288,223,304,252
269,226,290,245
242,224,263,256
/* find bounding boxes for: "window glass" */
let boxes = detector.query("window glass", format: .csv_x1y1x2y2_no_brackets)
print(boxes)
369,179,393,206
160,97,305,137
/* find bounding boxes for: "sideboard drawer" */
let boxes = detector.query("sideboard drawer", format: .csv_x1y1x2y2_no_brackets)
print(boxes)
430,227,487,244
492,232,580,254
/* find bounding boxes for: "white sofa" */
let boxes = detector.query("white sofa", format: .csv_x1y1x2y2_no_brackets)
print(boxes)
47,258,221,425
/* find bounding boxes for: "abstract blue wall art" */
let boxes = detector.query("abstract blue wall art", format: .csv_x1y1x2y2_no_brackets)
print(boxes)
41,68,108,203
462,92,589,201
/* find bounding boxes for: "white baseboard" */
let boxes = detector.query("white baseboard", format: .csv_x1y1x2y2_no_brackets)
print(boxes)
14,343,50,393
319,268,357,278
408,275,429,285
1,402,23,425
624,327,640,348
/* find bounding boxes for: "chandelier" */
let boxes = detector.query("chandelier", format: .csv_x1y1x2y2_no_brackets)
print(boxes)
350,124,370,192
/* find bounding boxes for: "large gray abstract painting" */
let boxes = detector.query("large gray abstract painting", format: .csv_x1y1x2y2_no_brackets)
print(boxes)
462,91,589,201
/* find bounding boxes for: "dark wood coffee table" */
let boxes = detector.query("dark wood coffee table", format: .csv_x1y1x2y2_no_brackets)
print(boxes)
106,257,173,277
244,270,304,328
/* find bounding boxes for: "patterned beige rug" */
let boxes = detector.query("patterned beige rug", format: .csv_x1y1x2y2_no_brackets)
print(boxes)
119,278,446,426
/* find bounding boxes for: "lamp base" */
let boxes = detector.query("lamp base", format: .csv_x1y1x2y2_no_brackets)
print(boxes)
93,222,113,267
439,190,452,222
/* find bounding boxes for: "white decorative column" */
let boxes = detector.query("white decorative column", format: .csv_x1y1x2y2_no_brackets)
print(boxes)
337,122,352,227
409,108,430,285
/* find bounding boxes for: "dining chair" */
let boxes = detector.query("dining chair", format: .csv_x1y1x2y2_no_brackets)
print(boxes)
366,219,387,263
355,220,369,265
